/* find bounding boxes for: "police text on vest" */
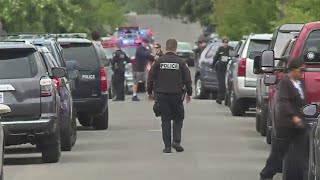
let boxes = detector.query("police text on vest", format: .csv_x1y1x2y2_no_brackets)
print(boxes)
160,63,179,70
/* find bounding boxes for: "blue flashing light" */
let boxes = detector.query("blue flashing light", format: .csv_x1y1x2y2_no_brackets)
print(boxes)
129,39,134,44
122,39,129,44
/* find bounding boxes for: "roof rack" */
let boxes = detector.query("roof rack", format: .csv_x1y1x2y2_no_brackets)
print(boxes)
49,33,87,39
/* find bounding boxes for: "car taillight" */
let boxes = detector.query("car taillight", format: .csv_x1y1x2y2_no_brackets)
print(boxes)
53,78,62,94
100,67,108,92
40,77,53,97
238,58,246,77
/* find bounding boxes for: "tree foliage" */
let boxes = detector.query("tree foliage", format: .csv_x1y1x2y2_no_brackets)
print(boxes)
0,0,125,34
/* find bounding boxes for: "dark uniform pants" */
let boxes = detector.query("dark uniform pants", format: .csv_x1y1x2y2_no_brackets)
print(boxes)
113,70,125,100
260,127,309,180
216,68,226,101
158,93,184,148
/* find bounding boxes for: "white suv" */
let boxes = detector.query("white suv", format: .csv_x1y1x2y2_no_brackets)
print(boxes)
229,34,272,116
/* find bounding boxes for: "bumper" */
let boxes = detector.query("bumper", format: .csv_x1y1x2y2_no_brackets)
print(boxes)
1,114,57,136
73,94,108,114
234,77,256,98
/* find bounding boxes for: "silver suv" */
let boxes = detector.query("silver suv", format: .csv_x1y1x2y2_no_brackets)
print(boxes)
229,34,272,116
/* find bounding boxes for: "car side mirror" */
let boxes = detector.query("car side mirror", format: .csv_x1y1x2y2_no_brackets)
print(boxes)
264,74,276,85
52,67,67,78
253,55,262,74
302,104,318,117
261,50,275,72
0,104,11,115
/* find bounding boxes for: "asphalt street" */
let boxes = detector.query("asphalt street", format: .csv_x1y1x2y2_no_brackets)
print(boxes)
3,15,282,180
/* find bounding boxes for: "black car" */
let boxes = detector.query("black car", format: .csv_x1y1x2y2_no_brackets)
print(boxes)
58,38,109,130
177,42,194,66
194,41,222,99
0,42,66,163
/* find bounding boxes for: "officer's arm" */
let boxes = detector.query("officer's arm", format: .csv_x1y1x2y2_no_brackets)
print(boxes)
182,63,192,96
147,61,159,95
212,47,221,68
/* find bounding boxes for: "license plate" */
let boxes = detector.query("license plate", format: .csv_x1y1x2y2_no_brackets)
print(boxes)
0,92,3,103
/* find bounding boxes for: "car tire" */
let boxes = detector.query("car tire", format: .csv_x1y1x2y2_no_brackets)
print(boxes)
93,108,109,130
41,126,61,163
229,88,245,116
255,113,261,133
61,123,72,151
266,126,272,145
194,76,209,99
71,109,77,147
78,114,92,127
259,104,268,136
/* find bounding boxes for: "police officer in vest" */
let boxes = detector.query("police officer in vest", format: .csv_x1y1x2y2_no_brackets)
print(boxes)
147,39,192,153
111,42,131,101
212,37,234,104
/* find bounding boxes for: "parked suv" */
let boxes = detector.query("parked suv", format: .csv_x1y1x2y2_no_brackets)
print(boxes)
253,24,304,138
0,42,66,163
35,44,77,151
194,41,222,99
259,21,320,179
58,38,109,130
229,34,272,116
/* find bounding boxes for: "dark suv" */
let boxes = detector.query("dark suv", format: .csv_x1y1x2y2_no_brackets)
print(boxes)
0,42,66,163
58,38,109,130
35,43,77,151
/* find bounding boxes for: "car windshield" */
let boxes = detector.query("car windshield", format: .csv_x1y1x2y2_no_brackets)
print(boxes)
122,46,137,57
60,43,99,70
0,49,37,79
247,40,271,58
104,48,115,58
273,32,297,58
177,43,192,51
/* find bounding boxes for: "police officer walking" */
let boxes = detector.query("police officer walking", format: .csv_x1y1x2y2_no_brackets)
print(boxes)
111,42,130,101
147,39,192,153
212,37,234,104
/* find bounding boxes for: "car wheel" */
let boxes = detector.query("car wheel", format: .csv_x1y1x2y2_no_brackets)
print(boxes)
60,121,72,151
71,109,77,147
194,76,209,99
259,104,268,136
266,125,272,145
229,88,245,116
78,113,92,127
93,108,109,130
41,125,61,163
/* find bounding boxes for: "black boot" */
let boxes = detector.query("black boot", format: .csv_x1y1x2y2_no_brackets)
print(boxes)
163,147,172,153
172,142,184,152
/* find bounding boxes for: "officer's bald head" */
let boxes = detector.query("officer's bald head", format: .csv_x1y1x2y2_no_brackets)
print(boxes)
166,39,177,52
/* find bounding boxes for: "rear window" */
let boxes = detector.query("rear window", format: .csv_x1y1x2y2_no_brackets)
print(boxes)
247,40,270,58
122,46,137,57
60,43,99,70
302,30,320,64
177,43,192,51
0,49,37,79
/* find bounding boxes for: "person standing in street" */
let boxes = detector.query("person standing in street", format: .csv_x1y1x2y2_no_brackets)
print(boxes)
212,37,234,105
147,39,192,153
132,38,154,101
259,58,308,180
111,42,131,101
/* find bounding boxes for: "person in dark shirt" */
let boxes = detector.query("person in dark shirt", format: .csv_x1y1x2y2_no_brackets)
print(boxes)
260,58,307,180
111,42,131,101
212,37,234,104
147,39,192,153
132,38,154,101
154,43,164,61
